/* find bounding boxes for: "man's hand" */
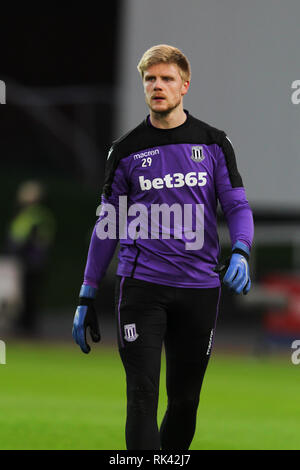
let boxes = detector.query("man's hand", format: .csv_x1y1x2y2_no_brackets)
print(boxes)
72,285,101,353
214,241,251,295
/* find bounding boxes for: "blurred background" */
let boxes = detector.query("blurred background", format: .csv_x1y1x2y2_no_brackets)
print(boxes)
1,0,299,351
0,1,300,450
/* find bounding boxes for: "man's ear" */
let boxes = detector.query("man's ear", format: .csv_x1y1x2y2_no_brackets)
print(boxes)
181,80,190,96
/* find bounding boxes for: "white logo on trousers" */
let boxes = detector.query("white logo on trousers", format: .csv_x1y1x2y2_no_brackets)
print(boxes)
124,324,139,342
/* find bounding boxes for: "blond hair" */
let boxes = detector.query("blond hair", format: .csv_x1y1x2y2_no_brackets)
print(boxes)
137,44,191,82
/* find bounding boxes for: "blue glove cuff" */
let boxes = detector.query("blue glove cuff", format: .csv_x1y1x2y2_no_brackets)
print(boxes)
79,284,97,299
232,241,250,260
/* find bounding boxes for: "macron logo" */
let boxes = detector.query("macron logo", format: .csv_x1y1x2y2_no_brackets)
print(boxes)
133,149,160,160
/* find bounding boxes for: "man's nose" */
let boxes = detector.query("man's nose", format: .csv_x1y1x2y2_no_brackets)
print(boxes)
154,79,163,89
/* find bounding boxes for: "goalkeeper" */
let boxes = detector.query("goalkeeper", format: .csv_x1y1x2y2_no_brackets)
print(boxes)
72,44,254,450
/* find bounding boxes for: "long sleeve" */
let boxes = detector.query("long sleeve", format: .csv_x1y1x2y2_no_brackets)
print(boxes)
215,134,254,252
83,213,119,288
83,146,129,288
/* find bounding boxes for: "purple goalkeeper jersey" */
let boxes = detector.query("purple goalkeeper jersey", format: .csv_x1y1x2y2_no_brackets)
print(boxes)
83,111,254,288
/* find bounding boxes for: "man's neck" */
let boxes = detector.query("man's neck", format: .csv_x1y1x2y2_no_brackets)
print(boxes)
149,107,187,129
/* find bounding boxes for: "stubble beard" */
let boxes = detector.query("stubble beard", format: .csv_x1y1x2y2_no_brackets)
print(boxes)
147,96,182,119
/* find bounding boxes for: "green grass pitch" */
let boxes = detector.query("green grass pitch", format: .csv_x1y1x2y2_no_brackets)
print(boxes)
0,340,299,450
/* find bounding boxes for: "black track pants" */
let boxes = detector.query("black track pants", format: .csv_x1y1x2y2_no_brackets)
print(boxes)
115,275,221,450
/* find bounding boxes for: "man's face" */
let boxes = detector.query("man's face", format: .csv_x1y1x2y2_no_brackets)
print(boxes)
143,62,189,115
